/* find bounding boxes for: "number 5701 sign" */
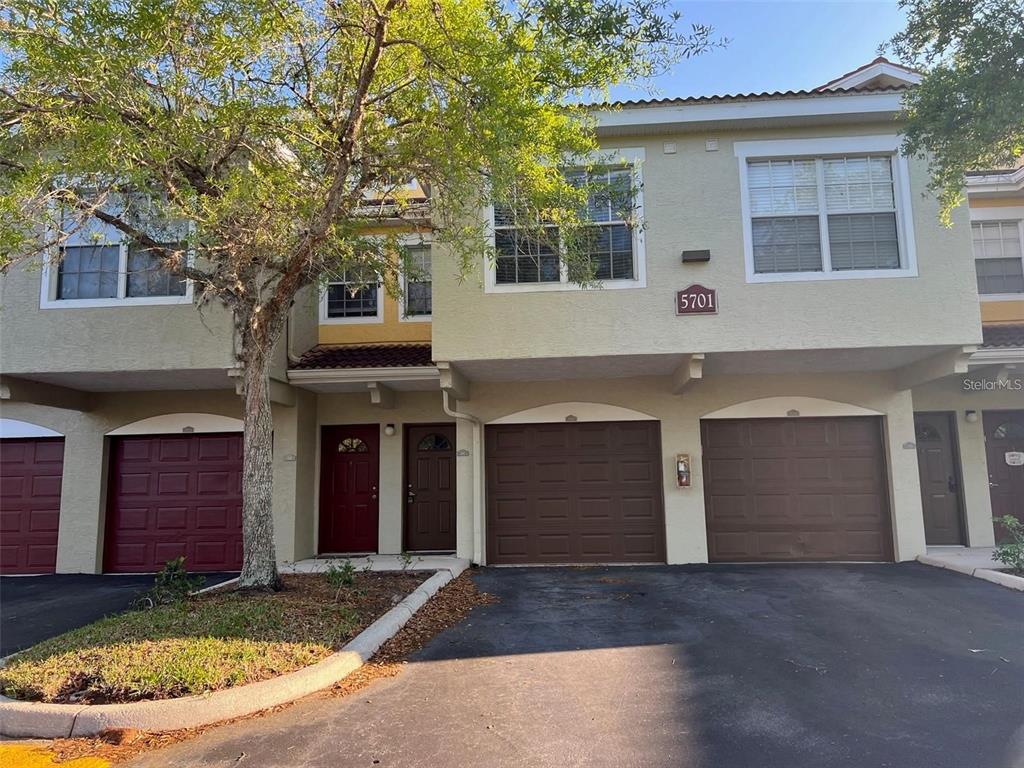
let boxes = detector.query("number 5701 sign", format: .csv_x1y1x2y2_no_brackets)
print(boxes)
676,284,718,315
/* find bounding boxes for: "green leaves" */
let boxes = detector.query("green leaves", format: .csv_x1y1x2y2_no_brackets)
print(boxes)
889,0,1024,222
1,0,710,290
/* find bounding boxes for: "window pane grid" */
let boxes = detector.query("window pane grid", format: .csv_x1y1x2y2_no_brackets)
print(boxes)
493,165,635,285
404,246,432,316
327,268,379,317
126,244,187,297
747,155,901,275
976,257,1024,295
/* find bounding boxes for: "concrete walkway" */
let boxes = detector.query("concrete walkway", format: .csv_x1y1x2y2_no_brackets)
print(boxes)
281,554,469,574
918,546,1023,591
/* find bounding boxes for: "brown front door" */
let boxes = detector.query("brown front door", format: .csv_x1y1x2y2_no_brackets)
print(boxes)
319,425,380,554
702,417,893,562
914,412,965,545
485,421,666,565
983,410,1024,543
404,424,457,552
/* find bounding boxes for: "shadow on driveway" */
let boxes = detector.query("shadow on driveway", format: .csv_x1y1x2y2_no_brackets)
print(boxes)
1,572,236,656
126,563,1024,768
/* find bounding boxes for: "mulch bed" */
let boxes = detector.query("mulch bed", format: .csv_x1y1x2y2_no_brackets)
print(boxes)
48,570,497,765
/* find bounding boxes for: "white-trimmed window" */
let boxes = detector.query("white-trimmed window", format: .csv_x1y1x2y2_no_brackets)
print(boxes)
40,220,192,309
736,136,917,283
485,147,646,292
401,245,432,319
323,267,382,322
972,220,1024,296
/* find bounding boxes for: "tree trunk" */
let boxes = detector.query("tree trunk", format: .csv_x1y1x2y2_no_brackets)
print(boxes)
237,337,282,591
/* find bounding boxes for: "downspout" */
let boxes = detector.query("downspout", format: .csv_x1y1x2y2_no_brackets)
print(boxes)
442,389,484,565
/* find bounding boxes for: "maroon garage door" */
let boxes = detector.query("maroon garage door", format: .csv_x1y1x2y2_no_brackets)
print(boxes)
702,417,893,562
0,438,64,574
105,433,243,572
486,421,666,565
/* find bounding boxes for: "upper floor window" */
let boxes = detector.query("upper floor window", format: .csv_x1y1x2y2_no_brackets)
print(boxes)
485,147,646,293
42,225,191,309
972,220,1024,296
402,245,432,319
735,136,917,283
325,267,381,322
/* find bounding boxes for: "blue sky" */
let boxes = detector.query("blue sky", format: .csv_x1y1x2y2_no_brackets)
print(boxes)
608,0,909,101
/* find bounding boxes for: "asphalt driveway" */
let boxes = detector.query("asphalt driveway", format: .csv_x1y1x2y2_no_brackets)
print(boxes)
0,572,236,656
129,563,1023,768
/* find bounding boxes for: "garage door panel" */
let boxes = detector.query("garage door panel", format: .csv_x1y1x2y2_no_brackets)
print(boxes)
750,421,789,447
105,433,242,573
703,417,892,562
487,421,665,564
1,438,65,574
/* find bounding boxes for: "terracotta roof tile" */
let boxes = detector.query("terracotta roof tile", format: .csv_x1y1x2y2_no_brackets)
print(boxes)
588,84,910,109
982,324,1024,349
291,344,434,370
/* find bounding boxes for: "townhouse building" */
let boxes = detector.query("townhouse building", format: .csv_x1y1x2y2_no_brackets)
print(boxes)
1,57,1021,574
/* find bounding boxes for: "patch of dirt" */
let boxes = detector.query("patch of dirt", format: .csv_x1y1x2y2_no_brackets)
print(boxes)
48,571,497,765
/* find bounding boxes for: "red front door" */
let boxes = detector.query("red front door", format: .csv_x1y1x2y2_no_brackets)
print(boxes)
319,425,380,554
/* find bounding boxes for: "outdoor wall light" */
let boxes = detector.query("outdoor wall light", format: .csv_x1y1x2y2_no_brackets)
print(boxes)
384,424,396,436
965,410,979,423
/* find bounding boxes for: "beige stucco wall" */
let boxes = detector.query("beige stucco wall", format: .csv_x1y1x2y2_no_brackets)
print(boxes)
458,371,927,564
911,374,1024,547
0,258,237,376
433,123,980,362
315,390,456,557
0,390,315,573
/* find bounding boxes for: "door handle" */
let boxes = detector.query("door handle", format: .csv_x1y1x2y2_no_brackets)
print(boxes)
407,491,417,503
371,493,377,500
947,476,957,493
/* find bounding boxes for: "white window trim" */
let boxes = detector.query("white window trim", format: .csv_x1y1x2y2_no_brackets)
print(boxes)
39,244,195,309
398,235,433,323
735,135,918,284
319,271,385,325
970,208,1024,301
483,147,648,293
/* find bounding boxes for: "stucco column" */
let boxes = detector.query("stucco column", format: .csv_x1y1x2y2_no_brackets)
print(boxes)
377,421,404,555
884,389,928,561
271,390,320,564
454,418,477,562
662,401,709,564
955,411,996,547
55,417,107,574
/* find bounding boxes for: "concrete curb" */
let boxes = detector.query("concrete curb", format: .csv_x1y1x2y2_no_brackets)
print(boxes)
0,563,468,738
917,555,1024,592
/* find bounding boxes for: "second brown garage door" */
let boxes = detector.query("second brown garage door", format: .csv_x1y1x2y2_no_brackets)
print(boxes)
486,421,665,564
702,417,893,562
105,433,243,572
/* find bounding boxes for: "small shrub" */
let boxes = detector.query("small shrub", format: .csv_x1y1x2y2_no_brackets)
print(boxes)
324,560,356,601
398,551,415,570
992,516,1024,574
137,557,204,608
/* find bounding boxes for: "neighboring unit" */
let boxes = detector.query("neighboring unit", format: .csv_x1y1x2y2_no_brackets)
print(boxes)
1,57,1019,574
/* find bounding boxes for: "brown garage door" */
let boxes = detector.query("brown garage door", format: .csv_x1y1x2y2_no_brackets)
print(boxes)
0,438,64,574
105,433,243,572
486,421,665,565
702,417,892,562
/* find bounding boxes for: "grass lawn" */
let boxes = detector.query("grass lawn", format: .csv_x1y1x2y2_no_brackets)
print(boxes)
0,571,427,705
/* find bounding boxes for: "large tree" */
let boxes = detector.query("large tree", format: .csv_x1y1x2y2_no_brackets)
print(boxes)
888,0,1024,221
0,0,715,588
